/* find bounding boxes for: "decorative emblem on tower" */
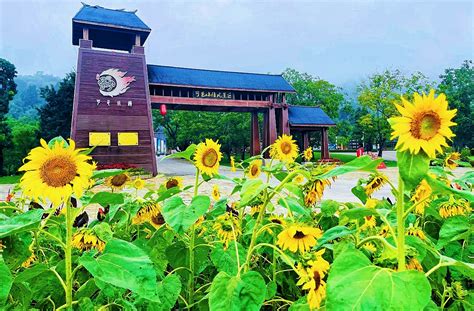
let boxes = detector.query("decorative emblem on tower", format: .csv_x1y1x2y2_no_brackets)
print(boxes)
96,69,136,97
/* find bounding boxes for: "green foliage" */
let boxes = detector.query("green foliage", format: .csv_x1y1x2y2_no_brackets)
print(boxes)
38,72,75,141
326,249,432,310
0,209,43,239
438,60,474,148
162,195,210,234
0,58,17,175
396,150,430,192
209,271,267,311
3,117,39,174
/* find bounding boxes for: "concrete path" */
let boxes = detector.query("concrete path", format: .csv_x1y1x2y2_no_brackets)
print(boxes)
331,150,398,161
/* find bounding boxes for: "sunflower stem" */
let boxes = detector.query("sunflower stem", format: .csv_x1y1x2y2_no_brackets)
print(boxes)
396,175,406,271
187,169,200,308
65,200,73,309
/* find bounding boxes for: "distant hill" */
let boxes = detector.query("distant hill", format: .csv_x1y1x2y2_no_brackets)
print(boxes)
9,72,61,119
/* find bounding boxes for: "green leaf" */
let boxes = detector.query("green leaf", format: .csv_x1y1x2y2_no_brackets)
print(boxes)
89,192,124,206
437,216,471,249
208,198,228,219
438,255,474,279
320,200,340,217
79,239,159,301
326,249,431,310
162,144,197,161
397,151,430,192
317,156,382,180
351,185,368,204
209,271,266,311
426,175,474,202
166,239,210,275
48,136,68,148
289,297,310,311
315,226,354,249
91,169,125,180
13,263,48,283
265,281,277,300
240,179,267,207
162,195,210,234
0,255,12,306
339,207,376,225
0,209,43,238
211,242,247,275
156,274,181,311
278,197,309,216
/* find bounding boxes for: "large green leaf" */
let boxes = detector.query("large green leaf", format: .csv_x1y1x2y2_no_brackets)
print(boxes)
426,175,474,202
162,144,196,161
397,151,430,192
326,249,431,310
315,226,354,249
317,156,382,180
91,169,124,180
79,239,159,301
211,242,247,275
278,197,309,216
240,179,267,207
209,271,266,311
162,195,210,234
339,207,377,225
89,192,124,206
166,239,210,275
156,274,181,311
0,209,43,238
437,216,471,249
0,255,12,306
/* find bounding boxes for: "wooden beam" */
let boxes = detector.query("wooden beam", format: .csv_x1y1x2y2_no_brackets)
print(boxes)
281,107,290,135
303,131,310,150
321,127,330,159
268,106,277,146
250,112,261,155
82,27,89,40
150,95,271,109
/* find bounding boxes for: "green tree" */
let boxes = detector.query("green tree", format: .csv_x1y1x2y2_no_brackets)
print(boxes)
0,58,17,175
38,72,75,141
438,60,474,148
357,70,433,156
4,117,39,174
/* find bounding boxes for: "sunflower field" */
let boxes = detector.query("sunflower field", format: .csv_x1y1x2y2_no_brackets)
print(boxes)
0,90,472,310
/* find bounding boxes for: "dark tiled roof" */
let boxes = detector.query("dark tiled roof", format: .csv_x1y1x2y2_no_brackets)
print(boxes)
73,4,151,31
289,106,336,126
147,65,295,92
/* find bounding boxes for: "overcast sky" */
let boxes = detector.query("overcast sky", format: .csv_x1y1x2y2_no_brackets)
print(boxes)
1,0,472,88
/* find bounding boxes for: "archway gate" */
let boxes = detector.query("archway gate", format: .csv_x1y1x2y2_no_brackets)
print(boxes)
70,4,334,175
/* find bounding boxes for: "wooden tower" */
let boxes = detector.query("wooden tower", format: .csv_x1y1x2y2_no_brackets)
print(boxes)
71,4,157,174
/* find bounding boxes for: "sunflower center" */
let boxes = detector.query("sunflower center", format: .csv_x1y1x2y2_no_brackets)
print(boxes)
202,149,218,168
151,213,165,225
293,231,307,239
280,142,292,155
111,174,128,187
40,155,77,187
166,179,178,189
411,112,441,140
271,218,282,224
250,165,259,176
313,271,321,290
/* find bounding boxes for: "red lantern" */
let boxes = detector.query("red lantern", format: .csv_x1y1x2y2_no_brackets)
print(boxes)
160,104,167,116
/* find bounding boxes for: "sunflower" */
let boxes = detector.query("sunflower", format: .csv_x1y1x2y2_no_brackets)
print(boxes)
270,134,299,163
19,139,94,206
406,258,423,272
230,156,236,172
363,242,377,253
452,282,468,300
360,216,376,231
269,214,286,227
379,225,390,238
213,213,241,248
293,174,305,184
365,198,378,209
439,197,471,218
164,176,183,190
132,201,164,229
410,179,432,215
212,184,220,201
406,224,426,240
444,152,461,170
247,160,262,179
364,173,388,197
277,225,323,253
132,177,146,190
194,139,222,176
106,173,130,191
303,147,313,162
21,252,37,268
249,204,263,216
389,90,457,158
296,253,329,310
304,180,327,207
72,229,105,252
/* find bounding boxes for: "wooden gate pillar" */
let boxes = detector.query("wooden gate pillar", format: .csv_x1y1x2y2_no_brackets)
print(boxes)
250,112,261,155
321,127,330,159
281,106,290,135
302,131,310,151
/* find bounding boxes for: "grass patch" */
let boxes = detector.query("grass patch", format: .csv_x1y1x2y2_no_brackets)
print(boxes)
0,175,21,184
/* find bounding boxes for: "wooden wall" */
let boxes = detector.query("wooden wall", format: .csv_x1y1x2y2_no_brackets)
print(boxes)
71,40,157,174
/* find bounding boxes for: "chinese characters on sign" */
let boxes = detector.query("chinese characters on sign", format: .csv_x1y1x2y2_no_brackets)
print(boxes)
95,69,135,107
194,90,233,99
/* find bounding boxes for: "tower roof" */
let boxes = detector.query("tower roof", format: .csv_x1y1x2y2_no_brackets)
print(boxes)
72,4,151,51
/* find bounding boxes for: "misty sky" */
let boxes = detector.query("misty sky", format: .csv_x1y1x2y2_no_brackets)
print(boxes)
1,0,473,88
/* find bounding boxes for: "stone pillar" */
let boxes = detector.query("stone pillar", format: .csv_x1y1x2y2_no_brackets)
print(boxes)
250,112,261,155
